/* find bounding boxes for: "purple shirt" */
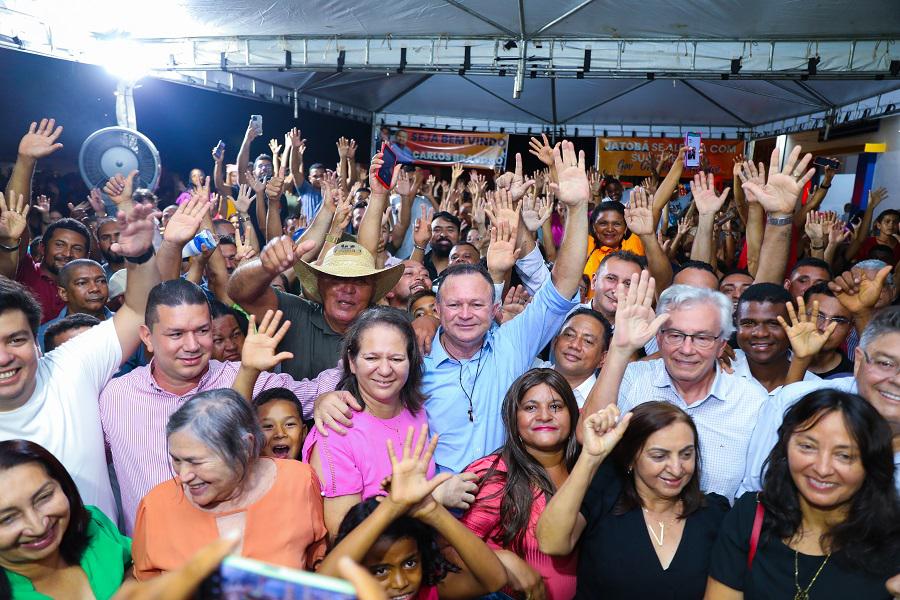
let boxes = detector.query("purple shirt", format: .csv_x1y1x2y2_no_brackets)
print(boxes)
303,406,434,499
99,359,341,533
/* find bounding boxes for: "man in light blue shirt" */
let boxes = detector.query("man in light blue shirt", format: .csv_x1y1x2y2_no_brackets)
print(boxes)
314,141,592,473
295,162,327,222
739,306,900,496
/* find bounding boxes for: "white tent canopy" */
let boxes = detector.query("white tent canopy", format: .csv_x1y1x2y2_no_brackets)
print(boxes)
2,0,899,137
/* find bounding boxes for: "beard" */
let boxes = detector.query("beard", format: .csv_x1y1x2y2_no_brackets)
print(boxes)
431,240,453,258
101,249,124,264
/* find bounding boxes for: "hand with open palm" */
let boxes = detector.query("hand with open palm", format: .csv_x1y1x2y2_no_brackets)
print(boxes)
240,310,295,372
778,297,836,360
386,424,452,519
549,141,590,208
612,270,670,352
739,146,813,216
0,192,29,243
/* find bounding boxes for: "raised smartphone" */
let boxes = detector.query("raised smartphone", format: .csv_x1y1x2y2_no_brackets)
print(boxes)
196,555,357,600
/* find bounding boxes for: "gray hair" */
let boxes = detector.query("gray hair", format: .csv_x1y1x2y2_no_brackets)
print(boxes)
166,389,264,482
656,284,734,339
858,306,900,351
853,259,894,286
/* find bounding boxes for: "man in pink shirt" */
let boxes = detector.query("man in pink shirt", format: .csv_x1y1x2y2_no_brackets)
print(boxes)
99,278,341,533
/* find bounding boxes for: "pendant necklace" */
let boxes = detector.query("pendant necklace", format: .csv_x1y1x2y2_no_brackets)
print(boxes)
642,508,666,546
793,550,830,600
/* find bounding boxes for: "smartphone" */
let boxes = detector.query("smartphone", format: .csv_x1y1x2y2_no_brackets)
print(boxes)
684,132,701,168
813,156,841,170
375,142,398,189
250,115,263,136
196,555,357,600
214,140,225,160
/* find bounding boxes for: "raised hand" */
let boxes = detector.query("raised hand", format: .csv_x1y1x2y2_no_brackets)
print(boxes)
471,194,486,228
103,170,139,208
265,167,287,203
242,169,266,197
509,153,536,202
484,187,519,228
778,297,836,360
66,200,91,222
235,183,254,215
18,118,63,159
259,236,316,275
828,220,850,246
336,137,351,159
286,127,306,154
394,169,415,196
163,194,210,245
828,265,892,314
804,211,826,246
624,187,655,236
528,133,557,168
867,187,888,211
737,160,766,204
331,191,353,232
86,189,106,216
0,192,29,242
497,284,531,324
549,141,590,207
413,205,433,250
240,310,295,371
450,162,465,189
386,424,451,517
521,193,552,232
347,138,358,158
368,152,400,191
588,169,603,197
581,405,632,459
740,146,813,216
612,270,669,352
494,171,514,191
486,214,521,279
233,225,256,265
692,172,730,216
111,203,159,258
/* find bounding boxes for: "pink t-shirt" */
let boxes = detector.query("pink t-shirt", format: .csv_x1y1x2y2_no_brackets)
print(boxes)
302,406,434,499
461,455,578,600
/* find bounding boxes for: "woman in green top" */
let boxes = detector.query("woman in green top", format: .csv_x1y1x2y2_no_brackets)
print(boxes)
0,440,132,599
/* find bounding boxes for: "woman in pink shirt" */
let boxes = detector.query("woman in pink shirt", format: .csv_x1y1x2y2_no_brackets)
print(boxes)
303,307,434,537
461,368,580,600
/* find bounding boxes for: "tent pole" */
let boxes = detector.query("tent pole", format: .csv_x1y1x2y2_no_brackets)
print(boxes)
550,77,558,143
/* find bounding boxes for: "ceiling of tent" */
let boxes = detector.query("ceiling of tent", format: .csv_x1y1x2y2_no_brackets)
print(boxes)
2,0,899,134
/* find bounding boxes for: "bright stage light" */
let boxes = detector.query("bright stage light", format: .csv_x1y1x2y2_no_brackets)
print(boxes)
100,37,151,82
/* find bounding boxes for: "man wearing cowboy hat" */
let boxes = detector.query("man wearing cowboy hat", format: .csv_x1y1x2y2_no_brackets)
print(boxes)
228,238,403,380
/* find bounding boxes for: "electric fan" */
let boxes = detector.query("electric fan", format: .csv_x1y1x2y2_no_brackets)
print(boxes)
78,126,161,192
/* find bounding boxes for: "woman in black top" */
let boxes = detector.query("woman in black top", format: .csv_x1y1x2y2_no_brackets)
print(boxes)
537,402,729,600
706,389,900,599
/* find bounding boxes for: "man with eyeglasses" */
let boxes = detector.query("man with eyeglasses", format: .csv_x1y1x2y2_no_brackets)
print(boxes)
582,276,767,501
793,283,855,379
739,305,900,496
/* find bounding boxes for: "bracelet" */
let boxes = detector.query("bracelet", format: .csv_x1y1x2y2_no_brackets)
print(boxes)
811,243,826,250
325,233,340,244
414,243,427,251
819,183,831,189
767,214,793,226
0,241,19,252
124,246,155,264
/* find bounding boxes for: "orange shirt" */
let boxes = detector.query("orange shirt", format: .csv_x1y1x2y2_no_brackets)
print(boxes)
583,234,645,297
132,458,327,580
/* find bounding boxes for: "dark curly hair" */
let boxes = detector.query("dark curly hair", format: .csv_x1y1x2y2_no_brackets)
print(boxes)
468,368,581,553
334,498,459,587
0,440,93,597
760,389,900,575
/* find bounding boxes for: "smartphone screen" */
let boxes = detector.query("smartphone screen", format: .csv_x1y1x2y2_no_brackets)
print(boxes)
812,156,840,170
214,140,225,160
376,142,398,189
197,556,357,600
684,132,701,168
250,115,263,136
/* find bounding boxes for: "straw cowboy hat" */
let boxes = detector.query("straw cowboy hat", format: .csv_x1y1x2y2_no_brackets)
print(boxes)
294,241,404,304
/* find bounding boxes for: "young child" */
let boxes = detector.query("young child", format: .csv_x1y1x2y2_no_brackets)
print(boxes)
253,387,308,460
317,426,507,600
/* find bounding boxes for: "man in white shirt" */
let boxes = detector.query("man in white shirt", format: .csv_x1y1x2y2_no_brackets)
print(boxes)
582,276,767,501
0,205,160,521
536,308,611,408
739,306,900,496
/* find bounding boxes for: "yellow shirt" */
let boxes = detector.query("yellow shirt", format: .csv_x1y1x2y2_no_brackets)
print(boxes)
583,234,645,297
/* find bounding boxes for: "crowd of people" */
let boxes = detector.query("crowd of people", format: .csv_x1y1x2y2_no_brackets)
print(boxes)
0,114,898,600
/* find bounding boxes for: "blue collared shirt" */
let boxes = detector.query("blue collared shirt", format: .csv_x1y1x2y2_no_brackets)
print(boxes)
423,278,578,472
296,180,323,222
738,376,900,496
617,358,768,502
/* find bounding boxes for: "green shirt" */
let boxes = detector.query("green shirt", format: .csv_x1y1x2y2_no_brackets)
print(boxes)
6,505,132,600
275,290,344,380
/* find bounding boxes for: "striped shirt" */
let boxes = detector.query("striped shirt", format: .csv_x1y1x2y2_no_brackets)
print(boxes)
617,358,768,502
99,360,341,534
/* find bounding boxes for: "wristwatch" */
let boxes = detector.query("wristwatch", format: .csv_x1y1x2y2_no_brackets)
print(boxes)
767,214,793,226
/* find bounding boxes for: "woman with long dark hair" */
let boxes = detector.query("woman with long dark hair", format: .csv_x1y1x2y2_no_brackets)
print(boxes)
0,440,131,599
537,402,729,599
460,368,580,600
706,389,900,599
583,201,645,283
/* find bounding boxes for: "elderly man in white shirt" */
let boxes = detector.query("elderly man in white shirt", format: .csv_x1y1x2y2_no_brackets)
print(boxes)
581,273,768,502
739,305,900,497
535,307,611,408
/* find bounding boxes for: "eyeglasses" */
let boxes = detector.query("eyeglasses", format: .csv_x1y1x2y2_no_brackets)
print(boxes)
659,328,721,349
805,311,852,326
861,350,900,378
